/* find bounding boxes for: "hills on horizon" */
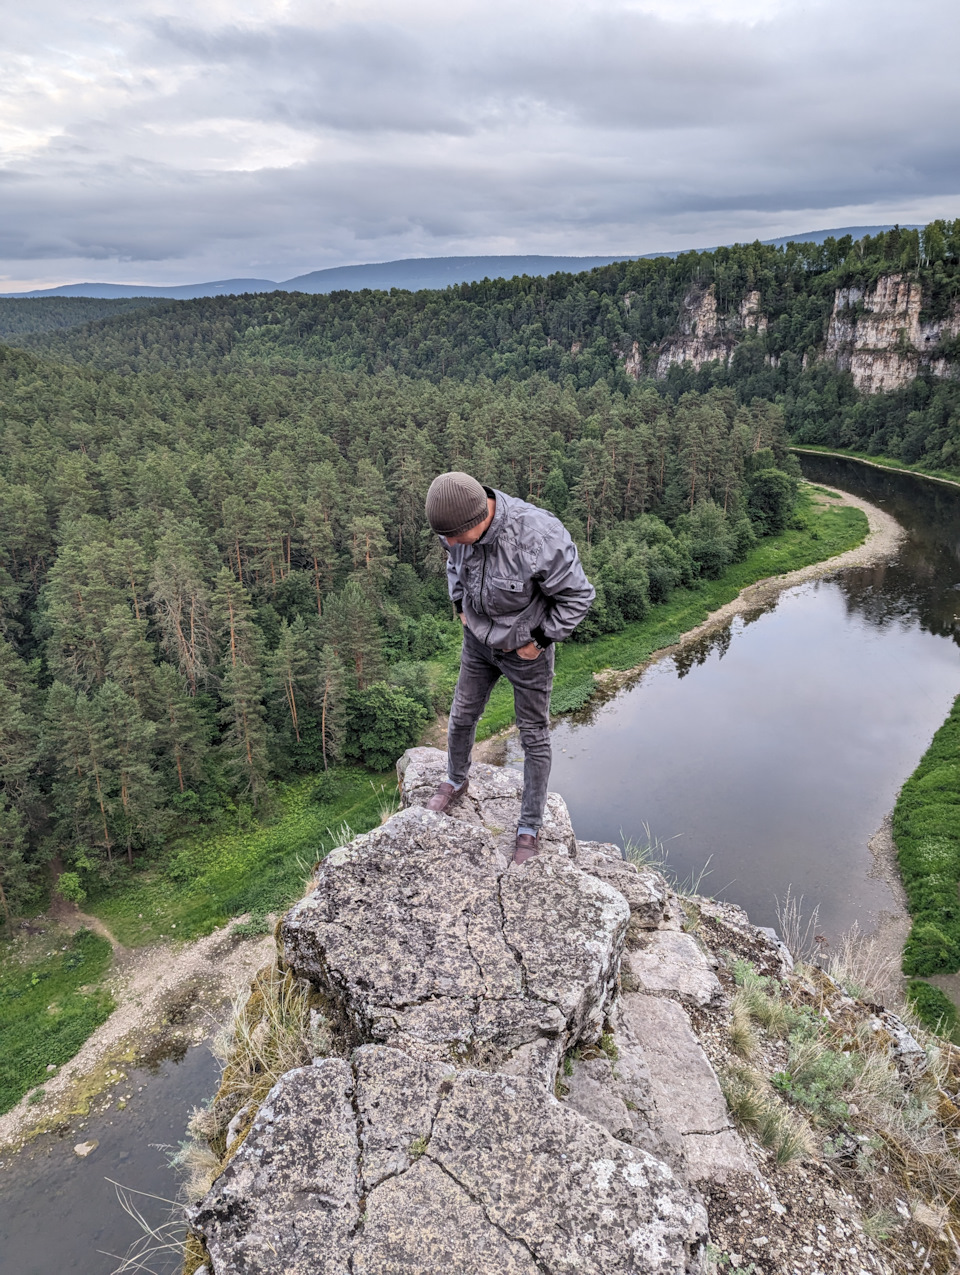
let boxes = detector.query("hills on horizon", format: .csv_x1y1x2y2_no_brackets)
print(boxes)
0,227,920,301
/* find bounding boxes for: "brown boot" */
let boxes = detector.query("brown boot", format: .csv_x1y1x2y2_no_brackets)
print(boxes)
426,780,468,813
513,832,540,865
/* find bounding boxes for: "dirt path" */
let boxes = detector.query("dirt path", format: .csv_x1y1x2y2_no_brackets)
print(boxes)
0,922,276,1153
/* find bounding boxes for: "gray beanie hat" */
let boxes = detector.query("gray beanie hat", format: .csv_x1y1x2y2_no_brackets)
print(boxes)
425,472,489,537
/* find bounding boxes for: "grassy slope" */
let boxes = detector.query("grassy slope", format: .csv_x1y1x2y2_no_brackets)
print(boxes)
0,930,114,1115
895,696,960,977
88,769,396,947
792,445,960,489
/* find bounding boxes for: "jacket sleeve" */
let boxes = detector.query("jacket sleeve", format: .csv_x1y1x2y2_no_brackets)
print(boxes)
445,542,465,612
531,525,595,644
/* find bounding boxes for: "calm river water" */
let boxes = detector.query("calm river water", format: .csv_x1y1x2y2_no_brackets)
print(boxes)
4,454,960,1274
548,454,960,936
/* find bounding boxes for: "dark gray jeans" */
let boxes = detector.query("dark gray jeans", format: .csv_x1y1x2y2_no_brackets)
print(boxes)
447,627,555,830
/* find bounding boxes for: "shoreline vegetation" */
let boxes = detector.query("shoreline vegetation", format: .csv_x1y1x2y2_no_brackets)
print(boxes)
0,481,875,1141
791,444,960,491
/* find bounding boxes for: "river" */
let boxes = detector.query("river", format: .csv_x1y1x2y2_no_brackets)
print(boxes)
548,454,960,937
3,453,960,1273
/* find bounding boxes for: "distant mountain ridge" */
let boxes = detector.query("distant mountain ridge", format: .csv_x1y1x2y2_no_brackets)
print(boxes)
0,228,920,301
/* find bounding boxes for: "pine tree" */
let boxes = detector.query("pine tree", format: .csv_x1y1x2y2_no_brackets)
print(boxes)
321,580,385,690
150,523,215,695
94,682,161,863
315,643,347,770
269,616,315,745
0,804,32,927
152,663,210,794
212,568,271,801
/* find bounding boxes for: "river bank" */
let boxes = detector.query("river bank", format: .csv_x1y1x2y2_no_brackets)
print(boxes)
0,484,886,1153
586,484,902,698
792,445,960,492
0,919,274,1153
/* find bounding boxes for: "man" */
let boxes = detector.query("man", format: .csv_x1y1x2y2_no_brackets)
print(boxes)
424,471,596,864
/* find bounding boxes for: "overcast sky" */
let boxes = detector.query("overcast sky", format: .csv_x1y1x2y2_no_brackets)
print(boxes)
2,0,958,288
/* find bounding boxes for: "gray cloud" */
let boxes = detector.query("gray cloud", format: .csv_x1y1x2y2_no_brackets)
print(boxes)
1,0,957,287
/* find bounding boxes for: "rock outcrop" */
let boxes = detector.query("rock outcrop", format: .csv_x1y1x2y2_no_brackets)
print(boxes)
652,286,767,379
826,272,960,393
188,748,938,1274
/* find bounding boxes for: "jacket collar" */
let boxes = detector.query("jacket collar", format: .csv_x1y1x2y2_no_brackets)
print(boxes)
475,486,507,549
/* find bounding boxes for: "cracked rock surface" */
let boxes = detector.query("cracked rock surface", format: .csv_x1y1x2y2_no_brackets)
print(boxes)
191,1046,709,1275
192,750,718,1273
282,803,629,1081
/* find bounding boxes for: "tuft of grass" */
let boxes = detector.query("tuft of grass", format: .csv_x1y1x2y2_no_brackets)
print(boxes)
861,1207,901,1243
0,928,115,1115
176,957,336,1200
906,980,960,1042
728,997,759,1059
720,1064,814,1165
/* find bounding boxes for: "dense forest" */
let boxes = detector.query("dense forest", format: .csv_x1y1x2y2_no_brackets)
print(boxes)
0,297,160,341
1,220,958,922
0,332,801,920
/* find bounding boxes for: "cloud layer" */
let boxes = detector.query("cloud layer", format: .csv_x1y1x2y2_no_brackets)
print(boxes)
2,0,958,287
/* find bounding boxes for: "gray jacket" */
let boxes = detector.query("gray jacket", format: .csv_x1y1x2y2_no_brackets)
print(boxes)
444,488,596,651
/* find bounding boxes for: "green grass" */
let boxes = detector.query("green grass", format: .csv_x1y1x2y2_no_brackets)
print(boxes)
895,697,960,976
0,929,114,1114
791,445,960,489
429,488,866,739
87,768,395,946
906,979,960,1041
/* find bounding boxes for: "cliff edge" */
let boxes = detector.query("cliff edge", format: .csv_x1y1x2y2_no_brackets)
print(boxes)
183,750,959,1274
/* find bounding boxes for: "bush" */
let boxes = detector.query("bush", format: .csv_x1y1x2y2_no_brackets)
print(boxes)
906,979,960,1039
342,683,429,771
747,468,798,535
56,871,86,906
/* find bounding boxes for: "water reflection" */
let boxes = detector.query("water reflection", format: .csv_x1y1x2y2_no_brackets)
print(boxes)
548,458,960,938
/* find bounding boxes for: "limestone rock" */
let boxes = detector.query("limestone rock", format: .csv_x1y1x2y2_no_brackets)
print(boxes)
619,993,756,1185
578,840,667,933
626,930,724,1008
190,1062,361,1275
564,1055,635,1142
429,1068,708,1274
826,272,960,393
397,745,577,860
282,804,628,1082
193,1047,708,1275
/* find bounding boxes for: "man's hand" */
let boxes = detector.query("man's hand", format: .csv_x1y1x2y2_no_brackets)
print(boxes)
459,612,466,625
515,641,541,661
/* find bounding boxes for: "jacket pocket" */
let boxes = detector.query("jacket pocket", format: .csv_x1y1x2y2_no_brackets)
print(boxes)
487,575,529,609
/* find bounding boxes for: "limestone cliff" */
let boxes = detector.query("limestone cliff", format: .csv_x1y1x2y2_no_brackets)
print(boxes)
183,751,960,1275
825,273,960,393
636,286,767,381
631,274,958,393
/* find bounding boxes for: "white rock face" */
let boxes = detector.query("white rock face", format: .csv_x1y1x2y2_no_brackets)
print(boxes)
654,285,769,378
826,272,960,392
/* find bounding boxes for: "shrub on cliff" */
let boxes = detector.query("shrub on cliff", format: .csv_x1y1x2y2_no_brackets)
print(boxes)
341,683,428,772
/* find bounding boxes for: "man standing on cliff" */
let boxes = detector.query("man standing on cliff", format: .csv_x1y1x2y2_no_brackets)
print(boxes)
424,472,595,864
